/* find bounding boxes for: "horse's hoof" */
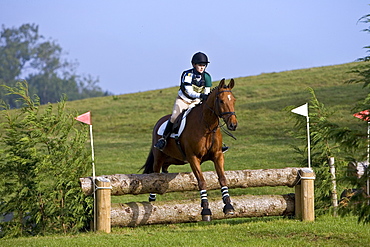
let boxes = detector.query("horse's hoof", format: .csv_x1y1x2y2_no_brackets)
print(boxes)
225,210,234,216
201,208,212,221
223,204,235,215
202,215,212,221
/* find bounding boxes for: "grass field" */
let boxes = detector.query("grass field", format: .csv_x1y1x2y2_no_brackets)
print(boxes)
1,62,370,245
2,215,369,246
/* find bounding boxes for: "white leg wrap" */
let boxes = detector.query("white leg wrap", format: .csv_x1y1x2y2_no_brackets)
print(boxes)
221,186,230,199
200,190,208,201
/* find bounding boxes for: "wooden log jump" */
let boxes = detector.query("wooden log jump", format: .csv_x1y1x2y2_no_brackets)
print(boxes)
81,167,315,232
111,194,295,227
80,167,301,196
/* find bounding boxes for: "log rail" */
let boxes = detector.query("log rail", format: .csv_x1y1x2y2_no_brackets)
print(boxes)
80,168,301,196
80,167,315,232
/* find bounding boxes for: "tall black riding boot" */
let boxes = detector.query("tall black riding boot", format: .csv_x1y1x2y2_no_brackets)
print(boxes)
154,121,173,151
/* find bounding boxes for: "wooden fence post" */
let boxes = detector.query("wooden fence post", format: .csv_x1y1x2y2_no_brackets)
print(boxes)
300,168,315,221
294,182,302,220
96,177,111,233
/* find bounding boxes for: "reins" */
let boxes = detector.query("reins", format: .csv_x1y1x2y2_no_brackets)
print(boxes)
220,122,237,140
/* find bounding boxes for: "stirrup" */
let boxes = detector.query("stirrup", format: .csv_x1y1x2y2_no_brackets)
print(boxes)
154,138,167,151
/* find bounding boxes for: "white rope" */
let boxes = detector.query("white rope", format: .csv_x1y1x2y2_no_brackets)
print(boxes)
300,177,316,180
95,186,112,190
292,169,316,186
93,177,112,192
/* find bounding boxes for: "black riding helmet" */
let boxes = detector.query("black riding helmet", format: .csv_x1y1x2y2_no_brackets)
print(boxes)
191,52,210,65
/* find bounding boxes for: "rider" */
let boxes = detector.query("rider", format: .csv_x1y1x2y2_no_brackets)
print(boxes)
154,52,229,153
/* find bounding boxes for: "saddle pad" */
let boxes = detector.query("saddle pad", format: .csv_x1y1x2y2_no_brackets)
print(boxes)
157,107,193,138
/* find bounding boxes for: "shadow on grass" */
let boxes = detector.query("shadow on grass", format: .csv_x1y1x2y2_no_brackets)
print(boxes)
184,215,292,228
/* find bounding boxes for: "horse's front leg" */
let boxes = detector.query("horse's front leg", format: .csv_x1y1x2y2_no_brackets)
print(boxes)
188,157,212,221
214,153,235,215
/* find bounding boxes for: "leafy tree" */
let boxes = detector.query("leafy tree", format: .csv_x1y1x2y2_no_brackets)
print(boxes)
337,11,370,224
289,88,363,215
289,10,370,223
0,24,110,108
0,81,93,237
347,12,370,101
0,24,38,107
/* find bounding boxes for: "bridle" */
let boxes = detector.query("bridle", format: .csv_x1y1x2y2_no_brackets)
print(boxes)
204,88,237,140
214,89,236,121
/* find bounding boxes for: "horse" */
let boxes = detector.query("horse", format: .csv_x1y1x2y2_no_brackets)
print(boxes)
141,78,237,221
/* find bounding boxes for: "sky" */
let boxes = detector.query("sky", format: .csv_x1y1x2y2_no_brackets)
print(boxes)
1,1,369,95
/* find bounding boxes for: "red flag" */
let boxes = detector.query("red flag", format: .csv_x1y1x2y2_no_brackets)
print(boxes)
75,111,92,125
353,110,370,122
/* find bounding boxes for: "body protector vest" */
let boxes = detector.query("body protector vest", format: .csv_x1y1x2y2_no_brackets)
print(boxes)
178,68,212,101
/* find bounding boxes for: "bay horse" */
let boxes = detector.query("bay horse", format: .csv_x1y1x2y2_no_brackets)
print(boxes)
141,78,237,221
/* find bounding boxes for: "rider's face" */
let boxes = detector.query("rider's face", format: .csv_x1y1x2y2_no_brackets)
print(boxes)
193,63,207,73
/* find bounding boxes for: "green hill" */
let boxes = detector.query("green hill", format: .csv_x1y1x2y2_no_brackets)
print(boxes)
65,62,366,176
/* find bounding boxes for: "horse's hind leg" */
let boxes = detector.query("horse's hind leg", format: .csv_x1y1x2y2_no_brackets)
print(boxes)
161,162,170,173
149,162,170,201
149,193,156,202
147,150,165,202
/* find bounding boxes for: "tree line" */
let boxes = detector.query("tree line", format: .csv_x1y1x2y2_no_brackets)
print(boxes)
0,23,111,108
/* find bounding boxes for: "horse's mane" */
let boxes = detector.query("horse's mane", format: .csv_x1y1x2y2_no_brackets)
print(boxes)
209,83,230,95
193,85,220,110
209,85,220,95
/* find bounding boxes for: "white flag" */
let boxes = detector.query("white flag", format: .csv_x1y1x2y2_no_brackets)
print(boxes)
291,103,308,117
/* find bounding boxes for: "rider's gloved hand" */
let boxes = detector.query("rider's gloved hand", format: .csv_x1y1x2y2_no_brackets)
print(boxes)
200,93,208,101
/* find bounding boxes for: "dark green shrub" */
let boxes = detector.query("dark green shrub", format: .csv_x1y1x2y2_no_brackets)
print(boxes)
0,81,93,237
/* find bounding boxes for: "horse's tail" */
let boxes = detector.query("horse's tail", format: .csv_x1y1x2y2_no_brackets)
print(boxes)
140,148,154,174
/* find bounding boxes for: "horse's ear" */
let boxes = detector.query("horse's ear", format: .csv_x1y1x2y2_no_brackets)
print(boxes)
228,78,235,89
219,78,226,88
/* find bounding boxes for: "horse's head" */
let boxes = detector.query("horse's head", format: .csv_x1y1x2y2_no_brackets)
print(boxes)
213,78,238,131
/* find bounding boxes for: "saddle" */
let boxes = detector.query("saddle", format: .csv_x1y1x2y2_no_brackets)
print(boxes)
157,107,193,138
